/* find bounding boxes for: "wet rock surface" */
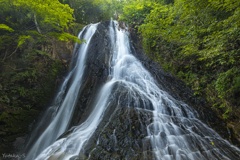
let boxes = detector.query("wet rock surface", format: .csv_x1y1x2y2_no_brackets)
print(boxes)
84,104,240,160
87,107,154,160
129,32,240,147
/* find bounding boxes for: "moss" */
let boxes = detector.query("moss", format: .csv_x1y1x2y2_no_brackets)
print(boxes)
0,49,64,153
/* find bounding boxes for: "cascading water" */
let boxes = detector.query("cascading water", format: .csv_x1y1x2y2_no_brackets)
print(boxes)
24,24,98,160
25,21,240,160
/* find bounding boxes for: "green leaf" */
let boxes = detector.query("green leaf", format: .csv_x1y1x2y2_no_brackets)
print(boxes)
0,24,14,32
18,35,31,47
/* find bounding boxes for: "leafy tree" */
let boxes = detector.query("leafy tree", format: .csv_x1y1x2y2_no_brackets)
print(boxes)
119,0,154,25
59,0,124,24
93,0,126,19
0,0,81,61
0,0,81,141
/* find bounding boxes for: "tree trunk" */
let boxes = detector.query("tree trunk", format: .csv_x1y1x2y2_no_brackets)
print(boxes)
34,13,42,34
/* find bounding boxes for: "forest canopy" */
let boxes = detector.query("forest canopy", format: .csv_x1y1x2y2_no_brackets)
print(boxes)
0,0,81,56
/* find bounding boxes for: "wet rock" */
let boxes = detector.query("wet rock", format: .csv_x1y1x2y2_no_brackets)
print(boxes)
129,28,240,147
160,131,166,137
227,123,240,145
228,123,240,135
84,107,153,159
13,136,26,150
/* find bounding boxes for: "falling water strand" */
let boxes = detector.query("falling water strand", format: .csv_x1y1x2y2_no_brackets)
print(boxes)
34,21,240,160
24,24,98,160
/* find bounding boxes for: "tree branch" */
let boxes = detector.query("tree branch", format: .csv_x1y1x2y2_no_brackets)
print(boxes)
34,13,42,34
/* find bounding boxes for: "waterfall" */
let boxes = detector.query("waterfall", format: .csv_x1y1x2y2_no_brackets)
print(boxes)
24,24,98,160
25,21,240,160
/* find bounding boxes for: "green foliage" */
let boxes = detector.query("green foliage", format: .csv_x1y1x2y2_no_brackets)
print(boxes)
0,112,8,121
0,0,81,60
48,32,82,43
93,0,125,20
0,0,88,139
139,3,174,49
119,0,154,26
215,67,238,99
17,35,31,47
0,50,63,112
233,76,240,90
0,24,14,32
59,0,122,24
0,53,63,140
121,0,240,120
13,0,75,31
71,23,85,36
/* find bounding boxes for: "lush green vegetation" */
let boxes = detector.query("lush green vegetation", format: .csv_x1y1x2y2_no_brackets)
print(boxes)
119,0,240,120
0,0,82,142
0,0,122,143
0,0,81,54
58,0,124,24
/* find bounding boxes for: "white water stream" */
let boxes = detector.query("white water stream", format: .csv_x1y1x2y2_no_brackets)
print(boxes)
24,24,98,160
27,21,240,160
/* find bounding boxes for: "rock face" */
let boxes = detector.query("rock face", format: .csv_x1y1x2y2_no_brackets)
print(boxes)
87,107,154,160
